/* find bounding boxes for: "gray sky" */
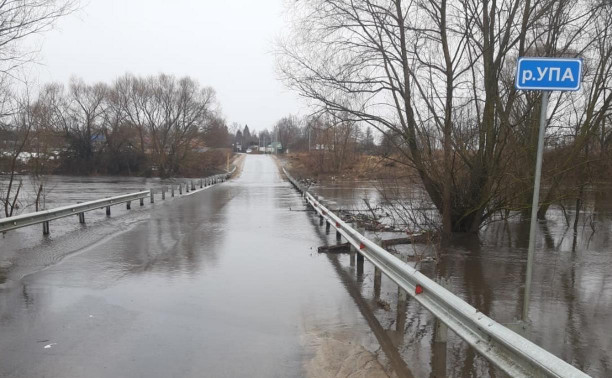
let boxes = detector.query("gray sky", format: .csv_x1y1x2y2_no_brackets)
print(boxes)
30,0,303,132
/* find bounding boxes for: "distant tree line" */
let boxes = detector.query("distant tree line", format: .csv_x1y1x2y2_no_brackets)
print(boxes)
236,112,381,173
1,74,232,177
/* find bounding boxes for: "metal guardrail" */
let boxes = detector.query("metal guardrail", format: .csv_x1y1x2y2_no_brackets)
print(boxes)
282,167,589,378
0,191,150,234
0,169,236,235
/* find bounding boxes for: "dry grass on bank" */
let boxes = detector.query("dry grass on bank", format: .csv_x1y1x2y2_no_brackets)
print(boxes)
280,152,410,182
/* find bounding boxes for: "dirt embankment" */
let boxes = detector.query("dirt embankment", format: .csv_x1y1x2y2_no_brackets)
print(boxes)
229,153,246,178
279,153,409,182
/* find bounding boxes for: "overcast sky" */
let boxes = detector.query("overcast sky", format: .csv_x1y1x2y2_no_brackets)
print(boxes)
29,0,303,132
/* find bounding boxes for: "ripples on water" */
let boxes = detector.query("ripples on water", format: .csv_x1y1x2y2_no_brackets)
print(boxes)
1,173,610,377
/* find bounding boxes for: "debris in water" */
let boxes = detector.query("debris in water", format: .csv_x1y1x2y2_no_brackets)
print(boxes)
376,299,391,311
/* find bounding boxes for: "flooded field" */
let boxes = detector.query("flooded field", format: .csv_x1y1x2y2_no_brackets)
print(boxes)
311,180,612,377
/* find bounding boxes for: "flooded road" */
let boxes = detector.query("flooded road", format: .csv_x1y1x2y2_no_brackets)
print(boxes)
1,155,608,377
0,155,403,378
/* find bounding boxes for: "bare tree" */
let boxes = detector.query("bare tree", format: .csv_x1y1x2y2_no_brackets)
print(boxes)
0,0,75,217
0,0,77,74
125,74,216,176
278,0,607,237
1,93,33,217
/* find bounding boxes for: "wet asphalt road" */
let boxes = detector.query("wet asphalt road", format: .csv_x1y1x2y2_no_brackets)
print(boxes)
0,155,386,378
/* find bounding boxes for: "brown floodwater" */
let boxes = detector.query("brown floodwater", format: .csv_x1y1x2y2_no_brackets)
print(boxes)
312,180,612,377
0,158,609,377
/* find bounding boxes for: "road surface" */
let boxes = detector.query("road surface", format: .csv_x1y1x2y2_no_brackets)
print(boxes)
0,155,402,378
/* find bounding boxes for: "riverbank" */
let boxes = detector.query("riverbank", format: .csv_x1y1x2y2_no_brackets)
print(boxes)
279,153,410,183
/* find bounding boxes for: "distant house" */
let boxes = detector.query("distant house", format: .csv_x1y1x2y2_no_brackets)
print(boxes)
91,134,106,146
267,141,282,153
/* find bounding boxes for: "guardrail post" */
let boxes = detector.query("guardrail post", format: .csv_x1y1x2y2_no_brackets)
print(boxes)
171,185,175,197
356,226,365,264
349,237,356,267
374,237,383,299
200,179,203,188
78,212,85,224
150,189,154,203
434,278,449,344
356,226,365,277
106,205,111,216
42,221,49,235
432,278,449,378
191,180,195,191
179,184,183,195
186,182,189,193
126,201,131,210
319,215,324,226
396,251,408,333
336,230,342,242
140,197,144,206
162,186,166,200
325,220,330,233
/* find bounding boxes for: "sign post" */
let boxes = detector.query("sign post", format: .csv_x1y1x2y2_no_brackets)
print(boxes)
515,57,582,322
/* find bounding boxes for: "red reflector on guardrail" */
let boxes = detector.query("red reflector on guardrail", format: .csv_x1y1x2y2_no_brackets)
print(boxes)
359,242,365,249
336,222,340,227
415,285,423,295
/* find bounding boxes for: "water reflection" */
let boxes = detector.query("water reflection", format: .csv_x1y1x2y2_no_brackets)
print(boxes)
312,181,612,377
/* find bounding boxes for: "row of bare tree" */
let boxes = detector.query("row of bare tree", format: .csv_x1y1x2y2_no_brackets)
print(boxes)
252,112,378,173
1,74,230,175
0,0,76,217
278,0,612,235
0,74,232,217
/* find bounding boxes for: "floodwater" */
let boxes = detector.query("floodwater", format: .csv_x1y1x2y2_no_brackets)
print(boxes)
0,155,609,377
0,155,403,378
311,180,612,377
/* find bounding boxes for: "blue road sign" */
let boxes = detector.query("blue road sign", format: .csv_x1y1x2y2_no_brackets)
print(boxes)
515,57,582,91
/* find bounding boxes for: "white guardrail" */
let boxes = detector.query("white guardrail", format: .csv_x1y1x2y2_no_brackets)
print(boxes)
0,168,235,235
283,167,589,378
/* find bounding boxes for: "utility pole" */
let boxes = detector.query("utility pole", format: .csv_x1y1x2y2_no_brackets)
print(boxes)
308,126,311,151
